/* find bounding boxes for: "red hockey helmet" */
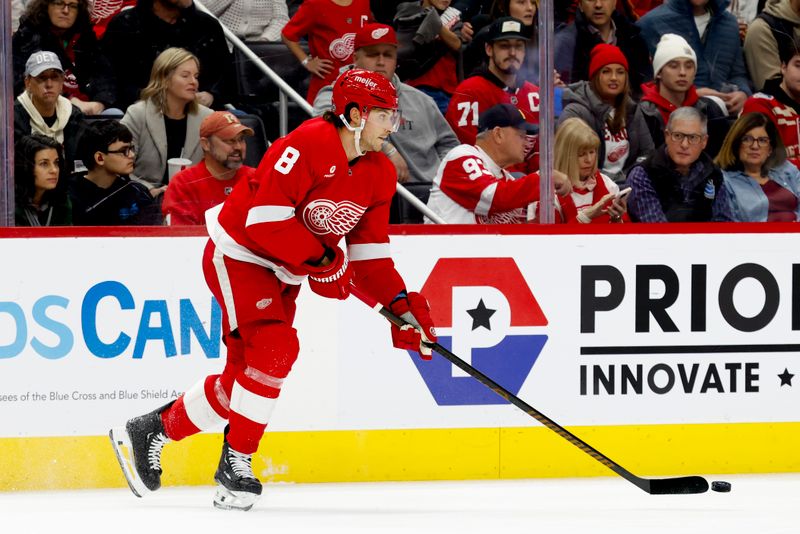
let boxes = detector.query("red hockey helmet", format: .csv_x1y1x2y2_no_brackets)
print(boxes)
331,68,399,117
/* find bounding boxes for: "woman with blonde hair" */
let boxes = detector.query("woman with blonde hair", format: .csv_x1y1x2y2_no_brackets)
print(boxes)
554,117,629,223
121,47,213,197
713,112,800,222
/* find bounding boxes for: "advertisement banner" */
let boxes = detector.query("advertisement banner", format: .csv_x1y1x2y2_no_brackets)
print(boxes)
1,231,798,439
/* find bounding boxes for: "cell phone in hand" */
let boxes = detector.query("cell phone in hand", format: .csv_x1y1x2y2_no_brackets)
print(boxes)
616,187,632,201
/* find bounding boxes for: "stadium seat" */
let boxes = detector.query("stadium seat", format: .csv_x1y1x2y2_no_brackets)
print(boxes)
390,182,433,225
233,41,313,141
236,113,270,168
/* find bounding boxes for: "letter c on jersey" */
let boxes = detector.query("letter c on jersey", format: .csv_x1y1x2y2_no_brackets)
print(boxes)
408,258,549,405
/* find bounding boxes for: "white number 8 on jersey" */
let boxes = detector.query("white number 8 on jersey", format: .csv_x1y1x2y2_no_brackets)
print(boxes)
274,146,300,175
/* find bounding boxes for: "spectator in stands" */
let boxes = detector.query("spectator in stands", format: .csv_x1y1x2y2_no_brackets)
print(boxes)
553,117,629,223
120,48,213,196
14,51,86,174
313,23,459,185
555,0,652,99
463,0,552,85
70,120,160,225
558,0,656,25
558,44,654,184
445,17,540,175
637,0,751,115
162,111,256,225
713,111,800,220
394,0,474,114
13,0,117,115
281,0,371,104
744,0,800,91
426,103,569,224
742,35,800,163
101,0,234,110
204,0,289,41
639,33,731,156
14,134,72,226
626,106,727,221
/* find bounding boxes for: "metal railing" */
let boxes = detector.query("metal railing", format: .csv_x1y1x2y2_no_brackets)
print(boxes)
194,0,447,224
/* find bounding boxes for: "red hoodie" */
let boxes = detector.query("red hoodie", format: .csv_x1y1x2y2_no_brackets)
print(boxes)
640,81,700,125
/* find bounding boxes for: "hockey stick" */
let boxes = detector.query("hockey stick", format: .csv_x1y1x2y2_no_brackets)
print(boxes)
349,285,709,495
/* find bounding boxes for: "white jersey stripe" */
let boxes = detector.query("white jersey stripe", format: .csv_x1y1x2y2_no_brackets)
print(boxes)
348,243,390,261
212,246,239,332
245,205,296,226
244,367,285,390
230,381,278,425
206,203,307,285
183,378,227,431
476,182,497,216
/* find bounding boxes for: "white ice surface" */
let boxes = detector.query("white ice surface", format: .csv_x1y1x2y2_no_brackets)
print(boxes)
1,474,798,533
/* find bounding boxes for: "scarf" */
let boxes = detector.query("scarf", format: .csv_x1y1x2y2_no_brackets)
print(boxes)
17,91,73,144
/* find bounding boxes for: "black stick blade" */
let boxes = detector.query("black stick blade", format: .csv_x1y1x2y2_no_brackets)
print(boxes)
647,476,709,495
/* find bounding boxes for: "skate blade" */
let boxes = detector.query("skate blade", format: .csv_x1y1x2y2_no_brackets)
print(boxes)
213,485,259,511
109,427,149,498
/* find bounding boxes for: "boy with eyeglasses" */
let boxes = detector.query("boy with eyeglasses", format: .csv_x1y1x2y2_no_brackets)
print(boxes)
625,106,732,222
742,34,800,168
70,119,160,225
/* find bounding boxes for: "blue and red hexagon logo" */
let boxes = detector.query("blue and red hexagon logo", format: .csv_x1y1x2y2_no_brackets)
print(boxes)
409,258,549,406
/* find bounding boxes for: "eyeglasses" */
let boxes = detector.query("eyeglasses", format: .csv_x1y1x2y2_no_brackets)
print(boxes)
741,135,771,148
666,131,705,145
51,0,80,11
105,145,136,157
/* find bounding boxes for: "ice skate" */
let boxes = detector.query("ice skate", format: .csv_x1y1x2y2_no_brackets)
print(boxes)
109,408,171,497
213,438,262,511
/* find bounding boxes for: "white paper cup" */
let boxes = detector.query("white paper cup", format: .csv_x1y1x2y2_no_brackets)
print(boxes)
167,157,193,179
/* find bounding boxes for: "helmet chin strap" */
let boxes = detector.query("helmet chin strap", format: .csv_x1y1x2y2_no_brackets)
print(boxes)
339,111,368,157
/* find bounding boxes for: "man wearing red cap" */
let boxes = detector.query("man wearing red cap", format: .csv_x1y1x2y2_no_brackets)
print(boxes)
162,112,257,225
313,22,459,191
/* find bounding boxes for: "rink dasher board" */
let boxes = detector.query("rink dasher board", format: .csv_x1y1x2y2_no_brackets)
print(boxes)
0,224,798,490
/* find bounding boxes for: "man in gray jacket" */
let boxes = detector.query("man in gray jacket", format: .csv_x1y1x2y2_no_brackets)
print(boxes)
313,22,459,186
744,0,800,91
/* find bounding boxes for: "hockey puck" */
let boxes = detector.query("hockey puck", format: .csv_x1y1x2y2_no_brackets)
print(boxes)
711,481,731,492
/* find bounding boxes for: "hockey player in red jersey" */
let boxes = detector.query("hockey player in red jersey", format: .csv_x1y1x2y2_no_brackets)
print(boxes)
109,69,437,511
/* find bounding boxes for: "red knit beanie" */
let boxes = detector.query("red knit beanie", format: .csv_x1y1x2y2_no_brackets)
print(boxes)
588,44,629,79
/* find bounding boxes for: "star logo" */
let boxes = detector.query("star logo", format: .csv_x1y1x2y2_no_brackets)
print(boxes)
778,368,794,387
466,299,496,331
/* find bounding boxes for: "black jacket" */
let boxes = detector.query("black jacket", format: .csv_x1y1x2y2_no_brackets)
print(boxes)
70,175,161,226
13,18,117,108
630,144,723,222
554,9,652,99
100,0,235,110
